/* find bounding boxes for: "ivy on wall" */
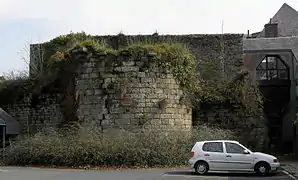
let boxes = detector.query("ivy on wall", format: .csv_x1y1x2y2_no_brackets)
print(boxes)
0,32,263,129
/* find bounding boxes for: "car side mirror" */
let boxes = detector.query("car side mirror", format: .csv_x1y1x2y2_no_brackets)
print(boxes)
243,150,250,154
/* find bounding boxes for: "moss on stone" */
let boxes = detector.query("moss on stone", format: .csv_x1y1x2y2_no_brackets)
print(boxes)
0,32,263,128
198,69,263,115
47,38,199,95
120,43,199,92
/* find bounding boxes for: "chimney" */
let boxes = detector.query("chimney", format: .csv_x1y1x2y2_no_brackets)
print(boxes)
264,19,278,38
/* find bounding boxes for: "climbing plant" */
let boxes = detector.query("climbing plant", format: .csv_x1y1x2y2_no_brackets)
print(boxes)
0,31,263,131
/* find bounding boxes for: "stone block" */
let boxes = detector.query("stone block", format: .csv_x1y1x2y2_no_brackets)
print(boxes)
137,103,146,108
139,88,152,94
80,73,89,79
115,118,131,126
90,73,98,78
124,66,140,72
86,90,94,96
141,78,154,83
154,89,163,94
85,68,94,73
150,119,161,125
161,114,172,119
122,61,135,66
128,88,139,94
94,89,103,95
137,72,146,77
143,107,151,112
145,102,154,107
122,113,135,119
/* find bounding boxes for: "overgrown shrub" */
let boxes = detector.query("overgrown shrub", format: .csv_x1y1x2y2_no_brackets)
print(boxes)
1,125,235,168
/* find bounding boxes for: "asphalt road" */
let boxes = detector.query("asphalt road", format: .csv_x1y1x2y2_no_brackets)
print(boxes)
0,167,294,180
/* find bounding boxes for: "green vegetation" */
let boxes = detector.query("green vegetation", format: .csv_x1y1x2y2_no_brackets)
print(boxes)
0,31,263,124
49,36,199,95
197,57,263,115
48,32,262,114
198,70,263,115
0,79,31,105
138,112,148,126
123,43,198,87
1,126,235,167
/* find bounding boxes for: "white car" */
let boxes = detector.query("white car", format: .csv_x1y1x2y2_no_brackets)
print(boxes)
188,140,280,176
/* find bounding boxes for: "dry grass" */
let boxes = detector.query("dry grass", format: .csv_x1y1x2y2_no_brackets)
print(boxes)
1,125,236,168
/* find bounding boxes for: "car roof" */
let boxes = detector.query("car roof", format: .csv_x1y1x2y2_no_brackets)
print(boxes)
196,140,239,144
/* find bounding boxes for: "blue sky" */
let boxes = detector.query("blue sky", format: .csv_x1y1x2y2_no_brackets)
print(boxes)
1,0,298,75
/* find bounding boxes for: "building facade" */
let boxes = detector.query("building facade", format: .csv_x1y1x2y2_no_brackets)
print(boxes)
244,3,298,153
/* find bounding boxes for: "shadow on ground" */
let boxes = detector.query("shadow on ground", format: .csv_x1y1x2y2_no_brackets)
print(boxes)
165,170,284,177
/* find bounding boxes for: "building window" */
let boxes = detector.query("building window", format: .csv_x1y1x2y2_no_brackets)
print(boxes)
256,55,289,80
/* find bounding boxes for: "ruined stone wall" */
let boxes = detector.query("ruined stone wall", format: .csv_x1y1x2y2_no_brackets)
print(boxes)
1,94,62,134
195,104,267,151
5,33,248,135
93,34,244,78
76,51,192,131
2,44,194,134
8,33,267,149
30,34,244,79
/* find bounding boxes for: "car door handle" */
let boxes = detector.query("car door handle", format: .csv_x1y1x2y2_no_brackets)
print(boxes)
226,155,232,157
204,154,210,156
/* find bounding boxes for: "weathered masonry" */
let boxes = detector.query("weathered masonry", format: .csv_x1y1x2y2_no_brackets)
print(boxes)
25,34,245,131
3,32,269,150
23,34,267,150
74,48,192,131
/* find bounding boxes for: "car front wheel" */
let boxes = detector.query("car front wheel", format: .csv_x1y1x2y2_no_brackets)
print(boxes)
255,162,270,176
194,161,209,175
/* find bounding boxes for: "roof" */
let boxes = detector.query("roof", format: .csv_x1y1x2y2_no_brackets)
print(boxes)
257,3,298,38
0,108,20,135
0,118,5,126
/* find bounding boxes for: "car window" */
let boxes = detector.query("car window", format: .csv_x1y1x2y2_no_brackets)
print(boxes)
202,142,223,153
225,142,245,154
